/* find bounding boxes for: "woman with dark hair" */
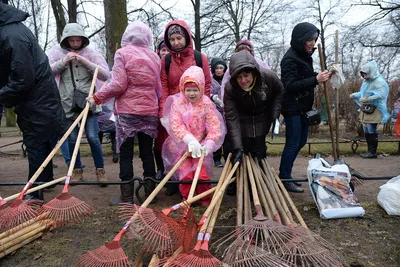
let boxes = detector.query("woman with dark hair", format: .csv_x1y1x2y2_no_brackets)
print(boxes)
278,22,331,193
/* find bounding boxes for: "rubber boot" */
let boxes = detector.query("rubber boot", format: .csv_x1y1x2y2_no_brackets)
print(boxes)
111,137,118,163
361,133,378,158
165,182,179,196
109,182,134,206
144,177,157,204
360,133,370,157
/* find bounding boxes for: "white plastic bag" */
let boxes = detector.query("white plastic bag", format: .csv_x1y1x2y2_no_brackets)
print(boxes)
307,158,365,219
377,176,400,216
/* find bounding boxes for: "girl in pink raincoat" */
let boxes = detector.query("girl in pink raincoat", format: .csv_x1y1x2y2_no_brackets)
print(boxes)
162,66,225,206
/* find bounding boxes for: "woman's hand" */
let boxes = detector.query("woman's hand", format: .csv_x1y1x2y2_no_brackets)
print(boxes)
86,96,96,107
62,52,77,65
75,54,90,67
359,97,370,103
316,70,331,83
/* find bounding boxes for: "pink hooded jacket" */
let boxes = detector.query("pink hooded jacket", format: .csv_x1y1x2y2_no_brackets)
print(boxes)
162,66,226,180
94,21,161,116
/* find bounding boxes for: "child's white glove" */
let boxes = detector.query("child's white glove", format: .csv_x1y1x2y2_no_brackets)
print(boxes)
188,140,202,158
201,140,215,156
211,95,224,108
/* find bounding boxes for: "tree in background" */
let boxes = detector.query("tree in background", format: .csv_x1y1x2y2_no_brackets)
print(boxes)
104,0,127,68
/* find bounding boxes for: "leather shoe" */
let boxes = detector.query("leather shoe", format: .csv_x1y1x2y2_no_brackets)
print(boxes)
293,181,302,187
23,190,44,201
284,182,304,193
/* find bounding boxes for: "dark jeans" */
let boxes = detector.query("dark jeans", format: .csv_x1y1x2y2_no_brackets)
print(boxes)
26,137,57,186
279,115,309,179
242,135,267,159
119,132,156,181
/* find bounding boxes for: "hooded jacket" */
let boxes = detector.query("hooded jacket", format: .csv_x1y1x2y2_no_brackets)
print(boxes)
0,3,65,146
352,61,390,123
211,57,227,84
280,22,320,116
162,66,225,180
159,20,211,117
46,23,109,119
224,50,284,150
94,21,161,117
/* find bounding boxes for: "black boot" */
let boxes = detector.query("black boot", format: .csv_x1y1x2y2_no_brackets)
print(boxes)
154,149,164,180
165,182,179,196
283,182,304,193
144,177,157,204
226,181,237,196
23,189,44,201
361,133,378,158
110,182,134,205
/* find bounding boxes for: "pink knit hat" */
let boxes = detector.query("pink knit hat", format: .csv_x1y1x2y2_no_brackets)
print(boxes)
235,39,254,56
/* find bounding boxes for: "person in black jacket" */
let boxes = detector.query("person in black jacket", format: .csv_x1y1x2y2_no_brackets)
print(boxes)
278,22,331,193
0,3,66,200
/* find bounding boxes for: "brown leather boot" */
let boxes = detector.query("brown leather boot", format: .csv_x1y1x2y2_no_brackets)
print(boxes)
95,168,107,187
71,168,83,183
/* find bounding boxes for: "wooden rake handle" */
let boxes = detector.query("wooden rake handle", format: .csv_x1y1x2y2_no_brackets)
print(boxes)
270,167,308,229
236,165,243,226
5,176,66,202
187,152,205,200
248,156,273,220
66,67,99,178
245,155,266,220
198,161,239,228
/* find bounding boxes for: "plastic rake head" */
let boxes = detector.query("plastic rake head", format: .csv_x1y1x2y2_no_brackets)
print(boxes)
220,242,291,267
168,249,222,267
0,198,42,231
215,219,300,257
37,191,93,228
127,204,196,258
75,224,130,267
280,226,344,267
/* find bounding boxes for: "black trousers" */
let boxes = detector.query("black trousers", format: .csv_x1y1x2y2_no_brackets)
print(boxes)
242,135,267,159
26,137,57,185
119,132,156,181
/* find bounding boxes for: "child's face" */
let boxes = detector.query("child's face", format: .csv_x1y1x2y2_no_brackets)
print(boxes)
169,33,186,50
236,71,254,89
184,86,201,103
215,65,225,77
159,47,169,58
68,36,83,50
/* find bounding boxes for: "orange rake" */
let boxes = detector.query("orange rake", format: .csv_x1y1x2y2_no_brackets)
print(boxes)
124,153,207,258
75,152,190,267
166,162,239,267
36,68,102,228
0,107,87,231
117,154,233,257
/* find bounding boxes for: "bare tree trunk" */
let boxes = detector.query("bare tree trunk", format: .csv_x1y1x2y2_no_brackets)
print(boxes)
193,0,201,51
5,108,16,127
29,0,39,41
50,0,66,42
104,0,127,68
67,0,77,23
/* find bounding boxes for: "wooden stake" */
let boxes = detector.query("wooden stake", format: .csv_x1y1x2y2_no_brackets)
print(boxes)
318,44,338,161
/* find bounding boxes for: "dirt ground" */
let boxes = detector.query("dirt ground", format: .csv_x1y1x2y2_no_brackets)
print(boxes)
0,136,399,267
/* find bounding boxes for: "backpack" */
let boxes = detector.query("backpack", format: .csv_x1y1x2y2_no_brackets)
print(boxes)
165,50,203,75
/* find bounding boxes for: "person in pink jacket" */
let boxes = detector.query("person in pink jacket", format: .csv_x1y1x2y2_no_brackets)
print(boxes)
156,19,212,196
161,66,225,206
88,21,161,204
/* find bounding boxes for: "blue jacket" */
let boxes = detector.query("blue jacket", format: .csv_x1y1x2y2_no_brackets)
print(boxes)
353,61,390,123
